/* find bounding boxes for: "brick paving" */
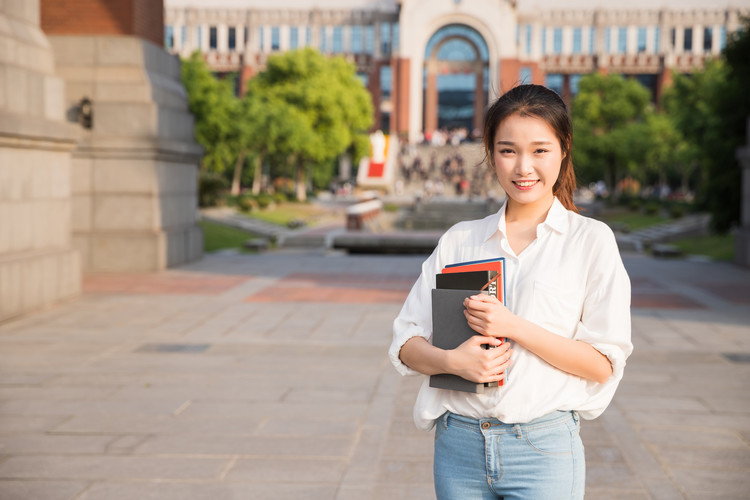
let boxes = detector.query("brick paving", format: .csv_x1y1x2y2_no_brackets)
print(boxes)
0,249,749,499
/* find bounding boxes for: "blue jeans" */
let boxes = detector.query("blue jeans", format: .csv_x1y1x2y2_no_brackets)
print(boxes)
433,411,585,499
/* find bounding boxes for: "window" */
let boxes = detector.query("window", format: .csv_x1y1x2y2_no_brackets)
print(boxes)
545,74,564,96
605,27,611,53
320,27,327,52
332,26,343,53
637,27,647,52
351,26,363,53
618,27,627,53
572,27,582,54
197,26,202,49
381,23,391,55
553,27,562,54
306,27,311,46
704,27,713,52
671,28,676,48
654,26,660,52
357,72,369,87
570,74,582,96
526,24,532,56
365,26,374,54
209,26,217,50
590,27,595,53
392,23,399,51
290,27,299,49
271,26,280,51
259,26,264,51
519,65,532,84
244,27,248,45
684,27,693,51
380,65,392,98
165,25,174,49
542,27,547,55
181,26,187,47
720,26,727,50
228,27,236,50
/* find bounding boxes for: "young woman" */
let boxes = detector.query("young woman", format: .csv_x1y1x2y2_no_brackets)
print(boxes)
389,84,632,499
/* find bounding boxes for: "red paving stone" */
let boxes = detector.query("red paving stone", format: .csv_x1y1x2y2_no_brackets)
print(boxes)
630,276,703,309
693,283,750,304
245,272,415,303
630,293,706,309
83,273,249,295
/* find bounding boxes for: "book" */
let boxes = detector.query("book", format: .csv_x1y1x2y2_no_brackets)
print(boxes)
429,257,507,393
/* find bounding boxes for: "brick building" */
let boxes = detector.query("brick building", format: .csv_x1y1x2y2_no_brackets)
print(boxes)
165,0,749,143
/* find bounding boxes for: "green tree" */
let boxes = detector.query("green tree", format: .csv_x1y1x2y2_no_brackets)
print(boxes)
181,52,238,173
662,17,750,232
231,92,314,196
571,73,652,198
247,48,373,201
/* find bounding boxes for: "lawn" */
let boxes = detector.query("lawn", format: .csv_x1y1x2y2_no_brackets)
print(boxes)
245,202,338,227
669,233,735,261
600,211,668,232
198,220,258,252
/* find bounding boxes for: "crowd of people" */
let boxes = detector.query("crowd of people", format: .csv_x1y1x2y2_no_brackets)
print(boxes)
394,140,500,201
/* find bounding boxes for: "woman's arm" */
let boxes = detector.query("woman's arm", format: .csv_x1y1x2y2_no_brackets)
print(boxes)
399,334,512,384
463,295,612,384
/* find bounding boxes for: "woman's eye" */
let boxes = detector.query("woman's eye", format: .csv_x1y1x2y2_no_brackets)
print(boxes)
534,148,549,154
499,149,514,154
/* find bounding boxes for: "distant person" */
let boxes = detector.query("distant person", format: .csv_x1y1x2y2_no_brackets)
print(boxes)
389,84,632,499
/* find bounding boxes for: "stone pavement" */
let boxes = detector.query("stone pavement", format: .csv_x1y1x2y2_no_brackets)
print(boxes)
0,249,749,500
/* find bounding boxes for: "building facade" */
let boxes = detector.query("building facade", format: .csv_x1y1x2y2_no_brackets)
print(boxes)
165,0,748,143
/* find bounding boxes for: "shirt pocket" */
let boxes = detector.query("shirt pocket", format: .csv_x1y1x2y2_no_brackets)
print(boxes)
531,280,584,337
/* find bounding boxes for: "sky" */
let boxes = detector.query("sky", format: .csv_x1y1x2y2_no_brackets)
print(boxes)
165,0,750,11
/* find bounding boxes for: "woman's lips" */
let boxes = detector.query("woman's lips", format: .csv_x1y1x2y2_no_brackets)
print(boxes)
512,180,539,191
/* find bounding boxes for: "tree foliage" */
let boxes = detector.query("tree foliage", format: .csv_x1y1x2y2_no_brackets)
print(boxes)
571,73,653,196
181,52,239,173
246,48,373,201
662,18,750,232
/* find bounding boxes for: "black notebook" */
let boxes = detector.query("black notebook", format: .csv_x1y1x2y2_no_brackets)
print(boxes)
429,287,500,393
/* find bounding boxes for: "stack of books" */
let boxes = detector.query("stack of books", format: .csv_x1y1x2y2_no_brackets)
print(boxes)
430,258,506,393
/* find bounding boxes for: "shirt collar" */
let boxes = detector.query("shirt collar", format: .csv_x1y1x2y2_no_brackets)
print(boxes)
485,197,570,243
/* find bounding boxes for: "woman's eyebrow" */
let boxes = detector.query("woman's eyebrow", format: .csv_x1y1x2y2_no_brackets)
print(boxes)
496,140,554,145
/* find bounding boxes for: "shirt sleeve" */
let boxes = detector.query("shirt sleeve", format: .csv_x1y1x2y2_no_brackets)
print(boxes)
572,224,633,418
388,241,445,376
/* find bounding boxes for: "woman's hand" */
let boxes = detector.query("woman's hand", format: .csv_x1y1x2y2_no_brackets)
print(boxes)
446,335,512,384
463,294,519,340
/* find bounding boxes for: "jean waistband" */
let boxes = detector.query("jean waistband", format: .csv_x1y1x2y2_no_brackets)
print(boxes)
444,410,577,433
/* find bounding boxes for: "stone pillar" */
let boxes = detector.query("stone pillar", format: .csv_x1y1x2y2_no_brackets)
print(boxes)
42,0,204,272
736,117,750,268
50,36,204,272
0,0,80,323
392,57,410,136
473,65,484,133
424,63,438,134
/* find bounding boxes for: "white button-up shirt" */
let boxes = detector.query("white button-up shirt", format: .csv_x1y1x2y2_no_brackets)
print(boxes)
389,198,632,430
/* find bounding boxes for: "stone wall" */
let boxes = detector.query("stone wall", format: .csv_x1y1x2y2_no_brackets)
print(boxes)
0,0,80,323
49,35,204,272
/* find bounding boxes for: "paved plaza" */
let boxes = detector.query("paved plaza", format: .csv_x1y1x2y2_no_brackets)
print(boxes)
0,248,749,499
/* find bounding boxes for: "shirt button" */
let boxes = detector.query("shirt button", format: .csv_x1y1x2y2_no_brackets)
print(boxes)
481,422,490,430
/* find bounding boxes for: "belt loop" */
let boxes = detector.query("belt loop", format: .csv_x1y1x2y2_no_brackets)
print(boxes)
513,423,522,439
572,411,579,425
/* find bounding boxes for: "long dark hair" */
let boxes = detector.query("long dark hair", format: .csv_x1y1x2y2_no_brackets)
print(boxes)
482,84,578,213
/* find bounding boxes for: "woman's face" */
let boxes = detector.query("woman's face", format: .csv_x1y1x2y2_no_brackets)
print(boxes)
492,113,563,211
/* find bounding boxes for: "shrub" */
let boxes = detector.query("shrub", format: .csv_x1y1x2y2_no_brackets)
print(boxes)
256,193,274,209
669,203,686,219
237,195,258,212
199,171,228,207
644,201,660,216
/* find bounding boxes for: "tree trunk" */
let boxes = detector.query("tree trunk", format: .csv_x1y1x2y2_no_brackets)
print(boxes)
251,155,263,195
295,158,307,202
230,150,248,196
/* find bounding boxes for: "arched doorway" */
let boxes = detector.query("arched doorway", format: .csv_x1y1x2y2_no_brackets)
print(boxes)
423,24,489,138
